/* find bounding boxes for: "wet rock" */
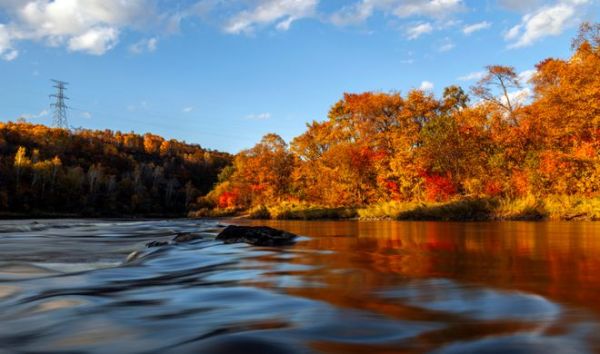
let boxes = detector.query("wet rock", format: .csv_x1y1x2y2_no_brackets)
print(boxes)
146,240,169,248
125,251,141,263
216,225,297,246
172,232,202,243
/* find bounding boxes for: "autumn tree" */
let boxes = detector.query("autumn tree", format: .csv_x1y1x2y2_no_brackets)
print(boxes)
472,65,522,124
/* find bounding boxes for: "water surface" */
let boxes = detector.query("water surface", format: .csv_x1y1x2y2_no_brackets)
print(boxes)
0,219,599,353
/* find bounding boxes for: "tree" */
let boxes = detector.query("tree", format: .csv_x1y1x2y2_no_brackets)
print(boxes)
472,65,522,124
14,146,30,190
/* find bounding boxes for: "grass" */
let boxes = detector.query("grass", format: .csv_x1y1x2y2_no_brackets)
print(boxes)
267,202,357,220
543,195,600,220
359,199,495,221
190,195,600,221
396,199,496,221
495,195,547,220
188,207,240,218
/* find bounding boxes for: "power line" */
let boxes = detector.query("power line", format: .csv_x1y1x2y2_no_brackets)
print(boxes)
50,79,69,129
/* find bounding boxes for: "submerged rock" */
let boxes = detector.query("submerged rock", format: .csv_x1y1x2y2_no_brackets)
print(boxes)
172,232,202,243
216,225,297,246
125,250,142,263
146,240,169,248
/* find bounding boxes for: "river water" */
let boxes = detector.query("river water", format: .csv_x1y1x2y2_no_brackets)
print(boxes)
0,219,599,353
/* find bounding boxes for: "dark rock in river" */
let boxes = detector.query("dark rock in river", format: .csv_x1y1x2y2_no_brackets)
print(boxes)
146,240,169,248
172,232,202,243
216,225,297,246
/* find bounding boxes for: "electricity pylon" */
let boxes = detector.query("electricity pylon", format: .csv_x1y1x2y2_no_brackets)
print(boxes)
50,79,69,129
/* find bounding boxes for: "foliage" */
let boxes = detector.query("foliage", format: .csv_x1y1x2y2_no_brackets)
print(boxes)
0,122,231,216
200,23,600,220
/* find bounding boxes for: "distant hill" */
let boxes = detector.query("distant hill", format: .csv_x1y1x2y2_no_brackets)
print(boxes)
0,122,232,217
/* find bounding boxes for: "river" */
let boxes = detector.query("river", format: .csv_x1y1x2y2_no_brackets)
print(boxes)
0,219,599,353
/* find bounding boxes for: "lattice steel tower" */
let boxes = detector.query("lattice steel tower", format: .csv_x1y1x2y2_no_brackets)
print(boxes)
50,79,69,129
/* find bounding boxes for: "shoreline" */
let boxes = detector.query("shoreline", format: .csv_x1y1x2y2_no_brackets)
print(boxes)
189,197,600,222
0,212,188,220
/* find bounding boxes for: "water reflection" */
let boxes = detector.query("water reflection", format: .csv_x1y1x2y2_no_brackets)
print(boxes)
0,219,599,353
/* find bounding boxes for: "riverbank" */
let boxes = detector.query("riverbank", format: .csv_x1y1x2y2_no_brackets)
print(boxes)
189,196,600,221
0,211,188,220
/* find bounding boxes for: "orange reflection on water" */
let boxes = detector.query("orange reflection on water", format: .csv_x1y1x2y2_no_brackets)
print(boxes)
236,219,600,352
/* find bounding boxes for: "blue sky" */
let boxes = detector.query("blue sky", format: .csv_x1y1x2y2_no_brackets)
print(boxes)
0,0,598,152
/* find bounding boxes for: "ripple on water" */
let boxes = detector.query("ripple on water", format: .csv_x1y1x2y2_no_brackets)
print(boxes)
432,334,591,354
380,278,561,322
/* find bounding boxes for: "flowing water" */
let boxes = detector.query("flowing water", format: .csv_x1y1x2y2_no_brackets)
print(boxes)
0,219,599,353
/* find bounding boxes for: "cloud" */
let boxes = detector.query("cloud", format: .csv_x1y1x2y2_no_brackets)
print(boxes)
462,21,491,35
68,27,119,55
245,112,272,120
518,69,536,83
2,48,17,60
81,111,92,119
331,0,464,26
224,0,318,34
0,24,17,60
182,106,194,113
505,87,532,106
458,71,486,81
0,0,158,59
438,38,455,51
406,22,433,39
498,0,542,12
504,0,590,48
129,37,158,54
419,81,434,91
19,109,49,120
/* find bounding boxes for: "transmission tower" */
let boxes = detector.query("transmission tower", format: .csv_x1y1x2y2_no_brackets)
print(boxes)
50,79,69,129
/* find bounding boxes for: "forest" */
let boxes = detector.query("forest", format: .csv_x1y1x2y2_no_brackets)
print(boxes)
197,23,600,221
0,122,231,217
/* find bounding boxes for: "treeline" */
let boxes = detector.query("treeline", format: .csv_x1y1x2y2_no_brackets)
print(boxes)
0,123,231,216
200,23,600,219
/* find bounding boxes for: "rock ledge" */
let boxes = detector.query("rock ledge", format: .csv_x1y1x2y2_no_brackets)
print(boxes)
216,225,297,246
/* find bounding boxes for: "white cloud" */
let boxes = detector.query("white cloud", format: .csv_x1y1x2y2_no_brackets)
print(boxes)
0,24,17,60
394,0,464,18
182,106,194,113
458,71,486,81
0,0,157,58
81,111,92,119
419,80,434,91
245,112,272,120
438,38,455,51
504,0,590,48
518,69,536,83
498,0,542,12
505,87,532,106
406,22,433,39
129,37,158,54
331,0,464,26
19,109,49,120
67,26,119,55
2,48,18,60
224,0,318,34
462,21,491,35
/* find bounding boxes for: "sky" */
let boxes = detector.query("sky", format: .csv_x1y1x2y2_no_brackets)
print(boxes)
0,0,598,153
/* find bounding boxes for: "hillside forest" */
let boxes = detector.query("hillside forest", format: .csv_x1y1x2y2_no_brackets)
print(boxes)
0,123,231,216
